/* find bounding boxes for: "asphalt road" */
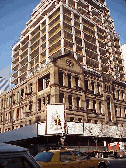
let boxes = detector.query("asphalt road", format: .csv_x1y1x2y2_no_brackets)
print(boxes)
108,158,126,168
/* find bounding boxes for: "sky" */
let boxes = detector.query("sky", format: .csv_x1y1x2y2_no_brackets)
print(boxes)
0,0,126,81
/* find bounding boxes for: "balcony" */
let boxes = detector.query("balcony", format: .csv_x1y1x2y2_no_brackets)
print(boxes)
49,15,60,31
12,71,18,78
49,40,61,57
12,63,19,72
92,15,102,24
12,56,19,65
49,23,61,39
20,51,28,62
31,26,40,37
31,31,40,45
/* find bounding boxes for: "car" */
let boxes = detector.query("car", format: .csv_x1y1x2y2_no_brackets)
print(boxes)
35,147,110,168
35,148,79,168
0,143,42,168
72,151,110,168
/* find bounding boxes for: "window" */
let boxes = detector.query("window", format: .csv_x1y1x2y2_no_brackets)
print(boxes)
9,112,11,122
117,90,119,100
86,99,89,109
68,74,71,88
29,83,32,93
21,89,24,99
68,95,72,109
119,106,121,117
99,101,101,113
93,100,96,110
29,120,31,125
70,117,74,122
21,107,24,119
84,80,88,91
76,97,80,110
97,83,100,93
75,77,79,89
91,81,94,91
1,98,3,108
35,152,54,162
0,157,34,168
44,74,50,89
124,107,126,118
38,74,50,91
38,98,41,111
29,101,32,111
104,84,106,90
72,151,87,160
59,71,63,86
115,105,117,116
60,151,75,162
17,92,20,103
59,93,64,103
17,108,20,119
78,118,82,122
95,120,97,124
1,116,3,122
47,95,50,104
38,77,43,91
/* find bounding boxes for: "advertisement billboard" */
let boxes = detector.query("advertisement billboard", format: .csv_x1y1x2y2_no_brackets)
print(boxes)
47,104,65,134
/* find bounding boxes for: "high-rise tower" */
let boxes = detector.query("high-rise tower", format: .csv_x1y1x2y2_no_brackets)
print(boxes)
11,0,125,87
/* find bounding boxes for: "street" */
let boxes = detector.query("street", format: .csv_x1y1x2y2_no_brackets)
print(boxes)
107,158,126,168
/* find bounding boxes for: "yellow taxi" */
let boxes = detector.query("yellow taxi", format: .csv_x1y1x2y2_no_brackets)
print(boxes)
35,148,110,168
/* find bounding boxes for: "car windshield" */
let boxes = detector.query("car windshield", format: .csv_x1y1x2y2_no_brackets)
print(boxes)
35,152,54,162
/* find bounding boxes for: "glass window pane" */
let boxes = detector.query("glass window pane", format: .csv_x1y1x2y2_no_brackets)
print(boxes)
35,152,54,162
60,151,74,162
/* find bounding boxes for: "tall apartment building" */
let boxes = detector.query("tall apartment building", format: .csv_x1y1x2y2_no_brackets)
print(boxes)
0,0,126,142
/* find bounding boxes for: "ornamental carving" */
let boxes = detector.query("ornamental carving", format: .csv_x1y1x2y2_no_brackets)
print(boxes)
66,59,74,67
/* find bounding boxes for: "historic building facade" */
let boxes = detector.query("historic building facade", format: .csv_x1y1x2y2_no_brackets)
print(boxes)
0,0,126,139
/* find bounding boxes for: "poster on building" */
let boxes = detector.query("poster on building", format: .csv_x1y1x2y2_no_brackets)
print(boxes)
67,122,83,134
47,104,64,134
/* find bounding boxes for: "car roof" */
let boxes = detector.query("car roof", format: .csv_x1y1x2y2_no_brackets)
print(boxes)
47,148,75,153
0,143,27,153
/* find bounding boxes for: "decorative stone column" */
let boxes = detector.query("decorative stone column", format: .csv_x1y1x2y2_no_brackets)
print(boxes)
71,75,75,89
96,100,99,113
63,72,68,87
94,82,97,94
72,96,76,109
50,66,59,104
64,93,69,109
89,99,93,109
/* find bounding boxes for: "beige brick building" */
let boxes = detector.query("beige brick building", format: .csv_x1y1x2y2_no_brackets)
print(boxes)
0,0,126,140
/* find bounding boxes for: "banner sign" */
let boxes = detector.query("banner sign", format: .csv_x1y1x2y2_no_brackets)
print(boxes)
67,122,83,134
47,104,64,134
84,123,124,138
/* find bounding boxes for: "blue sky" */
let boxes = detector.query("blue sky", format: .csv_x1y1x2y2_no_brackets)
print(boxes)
0,0,126,80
